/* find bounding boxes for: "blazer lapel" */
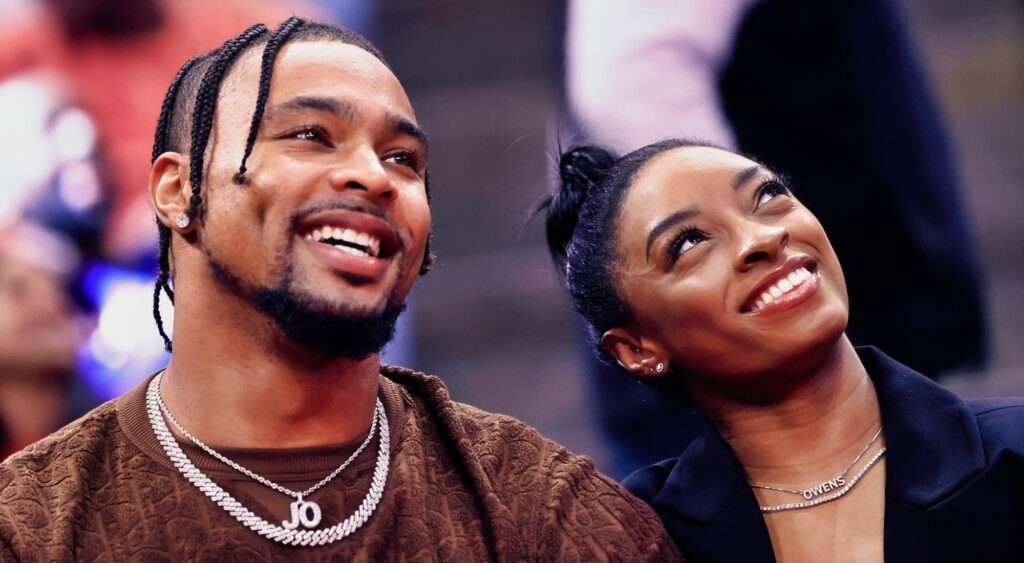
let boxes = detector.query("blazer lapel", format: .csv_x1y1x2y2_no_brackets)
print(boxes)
861,347,1023,560
642,347,1021,562
649,410,775,562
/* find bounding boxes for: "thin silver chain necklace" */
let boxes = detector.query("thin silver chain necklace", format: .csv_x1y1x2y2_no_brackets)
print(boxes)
147,372,390,546
750,428,885,513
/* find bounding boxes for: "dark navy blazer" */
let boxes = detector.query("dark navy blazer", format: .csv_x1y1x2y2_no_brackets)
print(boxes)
623,348,1024,562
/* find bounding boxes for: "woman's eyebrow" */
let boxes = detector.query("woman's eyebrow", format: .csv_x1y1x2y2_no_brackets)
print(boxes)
731,165,762,189
646,205,700,260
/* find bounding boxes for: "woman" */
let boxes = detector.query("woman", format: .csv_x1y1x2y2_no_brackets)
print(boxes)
540,140,1024,562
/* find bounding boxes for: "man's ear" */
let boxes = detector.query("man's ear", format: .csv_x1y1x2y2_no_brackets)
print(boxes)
602,328,671,380
149,152,192,232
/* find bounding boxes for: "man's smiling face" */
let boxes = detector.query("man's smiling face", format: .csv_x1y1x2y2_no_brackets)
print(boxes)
190,40,431,357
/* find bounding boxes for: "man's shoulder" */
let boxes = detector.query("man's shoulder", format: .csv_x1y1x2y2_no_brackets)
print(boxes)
383,364,593,480
2,398,120,475
382,366,681,561
0,399,122,517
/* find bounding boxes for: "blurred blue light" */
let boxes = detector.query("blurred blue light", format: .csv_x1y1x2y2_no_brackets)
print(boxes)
77,263,169,400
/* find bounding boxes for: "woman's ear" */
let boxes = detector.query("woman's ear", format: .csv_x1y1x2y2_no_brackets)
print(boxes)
149,152,192,232
602,328,670,380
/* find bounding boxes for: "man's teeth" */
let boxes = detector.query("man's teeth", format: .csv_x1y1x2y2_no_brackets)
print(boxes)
303,226,381,257
751,267,813,312
338,246,370,257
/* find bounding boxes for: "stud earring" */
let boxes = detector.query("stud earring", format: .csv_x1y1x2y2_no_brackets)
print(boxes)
175,212,190,229
655,362,665,373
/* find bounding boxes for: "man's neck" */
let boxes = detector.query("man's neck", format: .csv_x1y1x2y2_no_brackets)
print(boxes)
158,287,381,450
690,337,881,485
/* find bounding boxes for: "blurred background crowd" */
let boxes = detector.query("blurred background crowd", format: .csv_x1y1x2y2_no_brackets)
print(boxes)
0,0,1021,478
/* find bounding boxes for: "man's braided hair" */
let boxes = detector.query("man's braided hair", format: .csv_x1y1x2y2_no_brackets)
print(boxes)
149,17,433,352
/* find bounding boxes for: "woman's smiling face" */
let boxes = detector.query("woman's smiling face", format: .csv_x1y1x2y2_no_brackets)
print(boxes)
608,146,849,384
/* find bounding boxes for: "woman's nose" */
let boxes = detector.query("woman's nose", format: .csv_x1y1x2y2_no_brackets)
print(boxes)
735,221,789,271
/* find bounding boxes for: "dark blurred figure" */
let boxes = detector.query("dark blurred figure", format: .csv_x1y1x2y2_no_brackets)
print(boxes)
0,0,300,262
568,0,987,476
719,0,988,374
0,72,110,459
0,0,301,456
0,227,82,459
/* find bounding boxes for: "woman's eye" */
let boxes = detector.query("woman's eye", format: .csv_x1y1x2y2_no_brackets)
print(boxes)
679,232,705,254
668,227,707,261
755,179,791,208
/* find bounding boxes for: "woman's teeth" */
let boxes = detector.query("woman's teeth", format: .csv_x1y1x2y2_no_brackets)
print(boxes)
304,226,381,257
751,267,814,312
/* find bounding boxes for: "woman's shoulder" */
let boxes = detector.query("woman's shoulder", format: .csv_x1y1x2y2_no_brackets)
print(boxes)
968,396,1024,416
622,458,680,504
967,397,1024,455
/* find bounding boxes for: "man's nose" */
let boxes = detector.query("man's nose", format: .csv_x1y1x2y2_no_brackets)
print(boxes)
327,146,395,205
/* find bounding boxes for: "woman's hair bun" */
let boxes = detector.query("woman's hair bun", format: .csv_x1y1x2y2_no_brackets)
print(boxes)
538,145,617,267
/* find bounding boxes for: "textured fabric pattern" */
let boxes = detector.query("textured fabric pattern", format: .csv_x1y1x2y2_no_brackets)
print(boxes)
0,366,680,561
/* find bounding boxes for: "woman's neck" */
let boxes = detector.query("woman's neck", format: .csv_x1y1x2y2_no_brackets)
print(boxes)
691,337,881,485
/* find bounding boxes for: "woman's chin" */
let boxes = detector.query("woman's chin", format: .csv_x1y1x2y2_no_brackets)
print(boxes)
701,314,848,389
768,306,847,366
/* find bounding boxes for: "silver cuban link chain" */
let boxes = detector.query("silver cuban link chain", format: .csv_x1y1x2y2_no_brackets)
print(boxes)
146,372,390,546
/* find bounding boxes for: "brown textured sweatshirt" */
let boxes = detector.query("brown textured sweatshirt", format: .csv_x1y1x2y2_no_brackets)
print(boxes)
0,366,681,561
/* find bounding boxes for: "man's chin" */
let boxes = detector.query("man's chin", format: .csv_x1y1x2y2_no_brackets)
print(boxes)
205,254,406,360
252,286,407,360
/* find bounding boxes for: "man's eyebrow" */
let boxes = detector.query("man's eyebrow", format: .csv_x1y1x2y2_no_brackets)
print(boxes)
646,205,700,260
263,96,427,153
731,165,762,190
264,95,358,122
389,115,428,153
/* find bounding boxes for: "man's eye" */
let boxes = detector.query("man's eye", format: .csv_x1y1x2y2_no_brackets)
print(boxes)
285,126,331,146
383,151,421,171
755,179,791,208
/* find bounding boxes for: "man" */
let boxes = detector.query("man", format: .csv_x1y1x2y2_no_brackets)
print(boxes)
0,19,679,561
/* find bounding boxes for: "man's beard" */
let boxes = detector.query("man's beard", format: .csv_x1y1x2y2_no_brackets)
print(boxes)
209,258,406,360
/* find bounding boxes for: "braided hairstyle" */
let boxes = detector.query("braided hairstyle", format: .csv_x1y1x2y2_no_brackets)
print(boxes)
150,18,433,352
235,17,304,184
151,55,202,350
538,139,718,362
